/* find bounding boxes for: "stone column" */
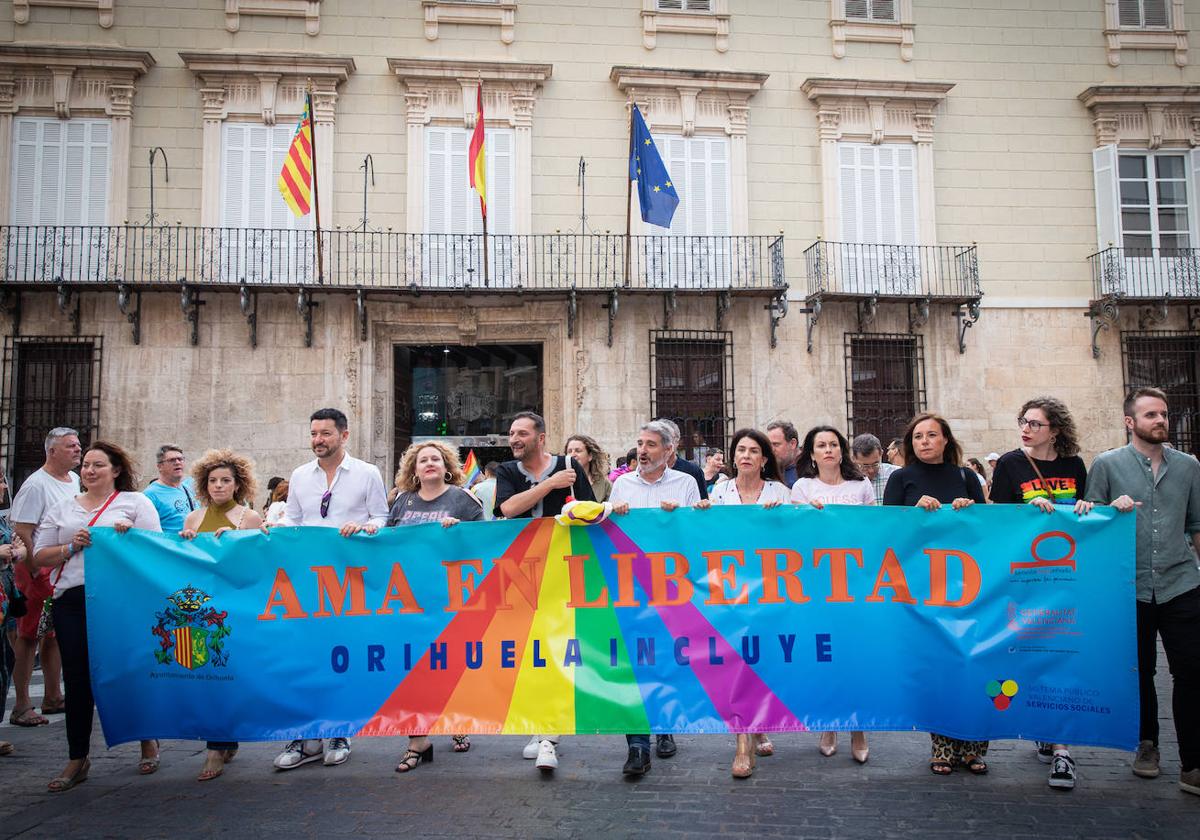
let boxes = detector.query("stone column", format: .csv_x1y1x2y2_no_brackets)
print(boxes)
914,112,937,245
0,78,17,226
817,108,842,240
106,81,135,225
511,82,536,234
311,82,339,225
727,98,750,235
404,87,429,232
199,85,226,227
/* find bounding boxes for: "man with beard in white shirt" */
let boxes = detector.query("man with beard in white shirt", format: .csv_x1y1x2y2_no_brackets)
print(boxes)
271,408,388,771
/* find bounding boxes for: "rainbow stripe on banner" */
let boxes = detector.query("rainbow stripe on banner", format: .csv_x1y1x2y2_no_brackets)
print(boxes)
84,505,1138,748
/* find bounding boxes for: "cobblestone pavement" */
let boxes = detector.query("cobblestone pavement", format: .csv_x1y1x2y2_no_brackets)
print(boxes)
1,654,1196,839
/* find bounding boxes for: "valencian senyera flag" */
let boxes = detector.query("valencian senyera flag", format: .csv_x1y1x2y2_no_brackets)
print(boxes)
469,83,486,217
629,104,679,229
278,94,314,217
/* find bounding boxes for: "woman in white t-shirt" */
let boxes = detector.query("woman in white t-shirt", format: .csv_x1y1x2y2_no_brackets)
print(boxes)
32,442,162,793
702,428,789,779
791,425,874,765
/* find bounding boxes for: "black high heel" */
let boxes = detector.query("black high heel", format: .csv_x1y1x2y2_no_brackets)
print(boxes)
395,744,433,773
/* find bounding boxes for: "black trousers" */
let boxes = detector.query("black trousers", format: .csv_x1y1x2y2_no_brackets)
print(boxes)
1137,585,1200,772
53,586,93,761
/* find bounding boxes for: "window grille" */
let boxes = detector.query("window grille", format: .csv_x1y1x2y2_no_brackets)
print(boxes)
0,336,102,492
1122,330,1200,456
844,332,925,446
650,330,734,461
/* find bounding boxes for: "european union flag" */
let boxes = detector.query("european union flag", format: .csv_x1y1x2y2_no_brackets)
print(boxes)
629,104,679,229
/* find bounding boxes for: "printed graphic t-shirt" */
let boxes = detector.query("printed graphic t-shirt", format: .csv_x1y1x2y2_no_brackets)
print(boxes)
387,486,484,527
989,449,1087,506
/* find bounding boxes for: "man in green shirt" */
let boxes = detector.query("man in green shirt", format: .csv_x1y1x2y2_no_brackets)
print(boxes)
1086,387,1200,796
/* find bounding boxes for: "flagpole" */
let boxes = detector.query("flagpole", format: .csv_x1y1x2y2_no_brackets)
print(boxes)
307,87,324,285
481,195,489,287
624,100,633,289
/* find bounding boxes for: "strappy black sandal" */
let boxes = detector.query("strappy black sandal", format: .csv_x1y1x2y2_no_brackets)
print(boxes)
930,760,954,776
395,744,433,773
961,755,988,775
452,735,470,753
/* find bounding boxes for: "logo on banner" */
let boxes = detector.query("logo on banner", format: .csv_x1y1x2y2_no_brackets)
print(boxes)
985,678,1020,710
1010,531,1077,576
151,584,232,670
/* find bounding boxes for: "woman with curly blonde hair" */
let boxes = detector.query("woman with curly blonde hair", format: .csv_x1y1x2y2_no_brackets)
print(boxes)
564,434,612,502
178,449,263,782
387,441,482,770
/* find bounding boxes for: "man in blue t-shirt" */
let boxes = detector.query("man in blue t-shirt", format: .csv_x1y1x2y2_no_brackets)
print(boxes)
143,444,196,533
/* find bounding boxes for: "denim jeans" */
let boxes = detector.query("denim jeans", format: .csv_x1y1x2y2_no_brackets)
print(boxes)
626,734,650,749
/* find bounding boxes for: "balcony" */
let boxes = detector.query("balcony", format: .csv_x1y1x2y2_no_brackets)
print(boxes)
1087,246,1200,357
802,240,982,353
0,225,786,347
0,225,784,292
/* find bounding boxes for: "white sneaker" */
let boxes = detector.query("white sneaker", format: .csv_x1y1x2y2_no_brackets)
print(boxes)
274,739,324,770
323,737,351,766
535,739,558,771
522,735,541,759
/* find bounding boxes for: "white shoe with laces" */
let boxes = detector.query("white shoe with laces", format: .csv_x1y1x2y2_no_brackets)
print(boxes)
535,739,558,771
522,735,541,759
323,737,352,766
274,739,324,770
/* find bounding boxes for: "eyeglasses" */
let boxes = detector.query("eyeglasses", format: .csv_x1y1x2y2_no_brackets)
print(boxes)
1017,418,1048,431
320,489,332,518
159,456,185,464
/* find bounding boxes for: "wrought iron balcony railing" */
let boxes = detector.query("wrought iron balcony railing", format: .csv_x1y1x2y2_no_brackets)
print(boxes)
804,240,980,301
0,225,785,293
1089,246,1200,300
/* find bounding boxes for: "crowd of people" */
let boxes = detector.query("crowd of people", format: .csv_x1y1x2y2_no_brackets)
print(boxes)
0,390,1197,799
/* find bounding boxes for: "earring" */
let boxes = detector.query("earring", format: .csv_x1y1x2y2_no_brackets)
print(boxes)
444,471,453,482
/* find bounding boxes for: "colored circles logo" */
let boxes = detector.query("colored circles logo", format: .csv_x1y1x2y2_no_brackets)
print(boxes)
985,678,1019,710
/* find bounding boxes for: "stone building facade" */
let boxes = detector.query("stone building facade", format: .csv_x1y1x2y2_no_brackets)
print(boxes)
0,0,1197,497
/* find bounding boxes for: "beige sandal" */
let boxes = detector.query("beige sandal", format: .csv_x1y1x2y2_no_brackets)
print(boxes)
48,758,90,792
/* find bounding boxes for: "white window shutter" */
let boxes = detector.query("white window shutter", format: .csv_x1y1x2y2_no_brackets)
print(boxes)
425,127,449,233
839,143,859,242
896,145,917,244
221,123,246,228
39,121,62,226
877,146,898,243
685,0,711,10
1118,0,1142,26
488,129,514,235
450,127,470,234
247,125,270,229
1188,148,1200,250
11,119,40,225
688,139,710,236
657,0,683,9
845,0,869,19
1093,145,1120,249
859,147,879,242
63,122,85,226
708,137,729,236
1143,0,1169,28
664,135,687,235
86,122,110,225
871,0,896,21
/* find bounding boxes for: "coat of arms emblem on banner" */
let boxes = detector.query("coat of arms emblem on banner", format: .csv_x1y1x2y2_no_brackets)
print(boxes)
151,584,231,669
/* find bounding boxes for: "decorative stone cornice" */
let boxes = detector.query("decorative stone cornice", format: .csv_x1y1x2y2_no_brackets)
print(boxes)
1079,85,1200,148
181,51,354,125
831,0,914,62
641,0,730,54
610,65,767,137
422,0,516,45
14,0,114,29
225,0,322,36
388,58,552,128
801,78,953,145
0,44,154,119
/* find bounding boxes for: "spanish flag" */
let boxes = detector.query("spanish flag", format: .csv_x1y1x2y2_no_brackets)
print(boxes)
468,83,486,218
278,94,314,217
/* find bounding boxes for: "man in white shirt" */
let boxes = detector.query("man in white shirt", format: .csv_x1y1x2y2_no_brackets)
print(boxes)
609,419,700,776
272,408,388,771
8,427,80,726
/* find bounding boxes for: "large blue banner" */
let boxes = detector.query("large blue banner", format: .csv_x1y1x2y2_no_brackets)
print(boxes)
84,504,1138,748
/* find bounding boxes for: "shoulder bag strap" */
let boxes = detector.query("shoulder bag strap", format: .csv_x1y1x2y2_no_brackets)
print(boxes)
54,491,119,585
1021,450,1053,502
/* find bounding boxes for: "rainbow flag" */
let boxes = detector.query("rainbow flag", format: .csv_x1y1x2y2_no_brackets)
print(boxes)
278,94,314,217
462,449,481,487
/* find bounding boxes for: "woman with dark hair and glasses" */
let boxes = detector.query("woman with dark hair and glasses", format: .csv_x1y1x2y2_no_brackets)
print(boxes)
988,396,1091,790
32,442,162,791
700,428,789,778
791,425,874,762
883,413,987,777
